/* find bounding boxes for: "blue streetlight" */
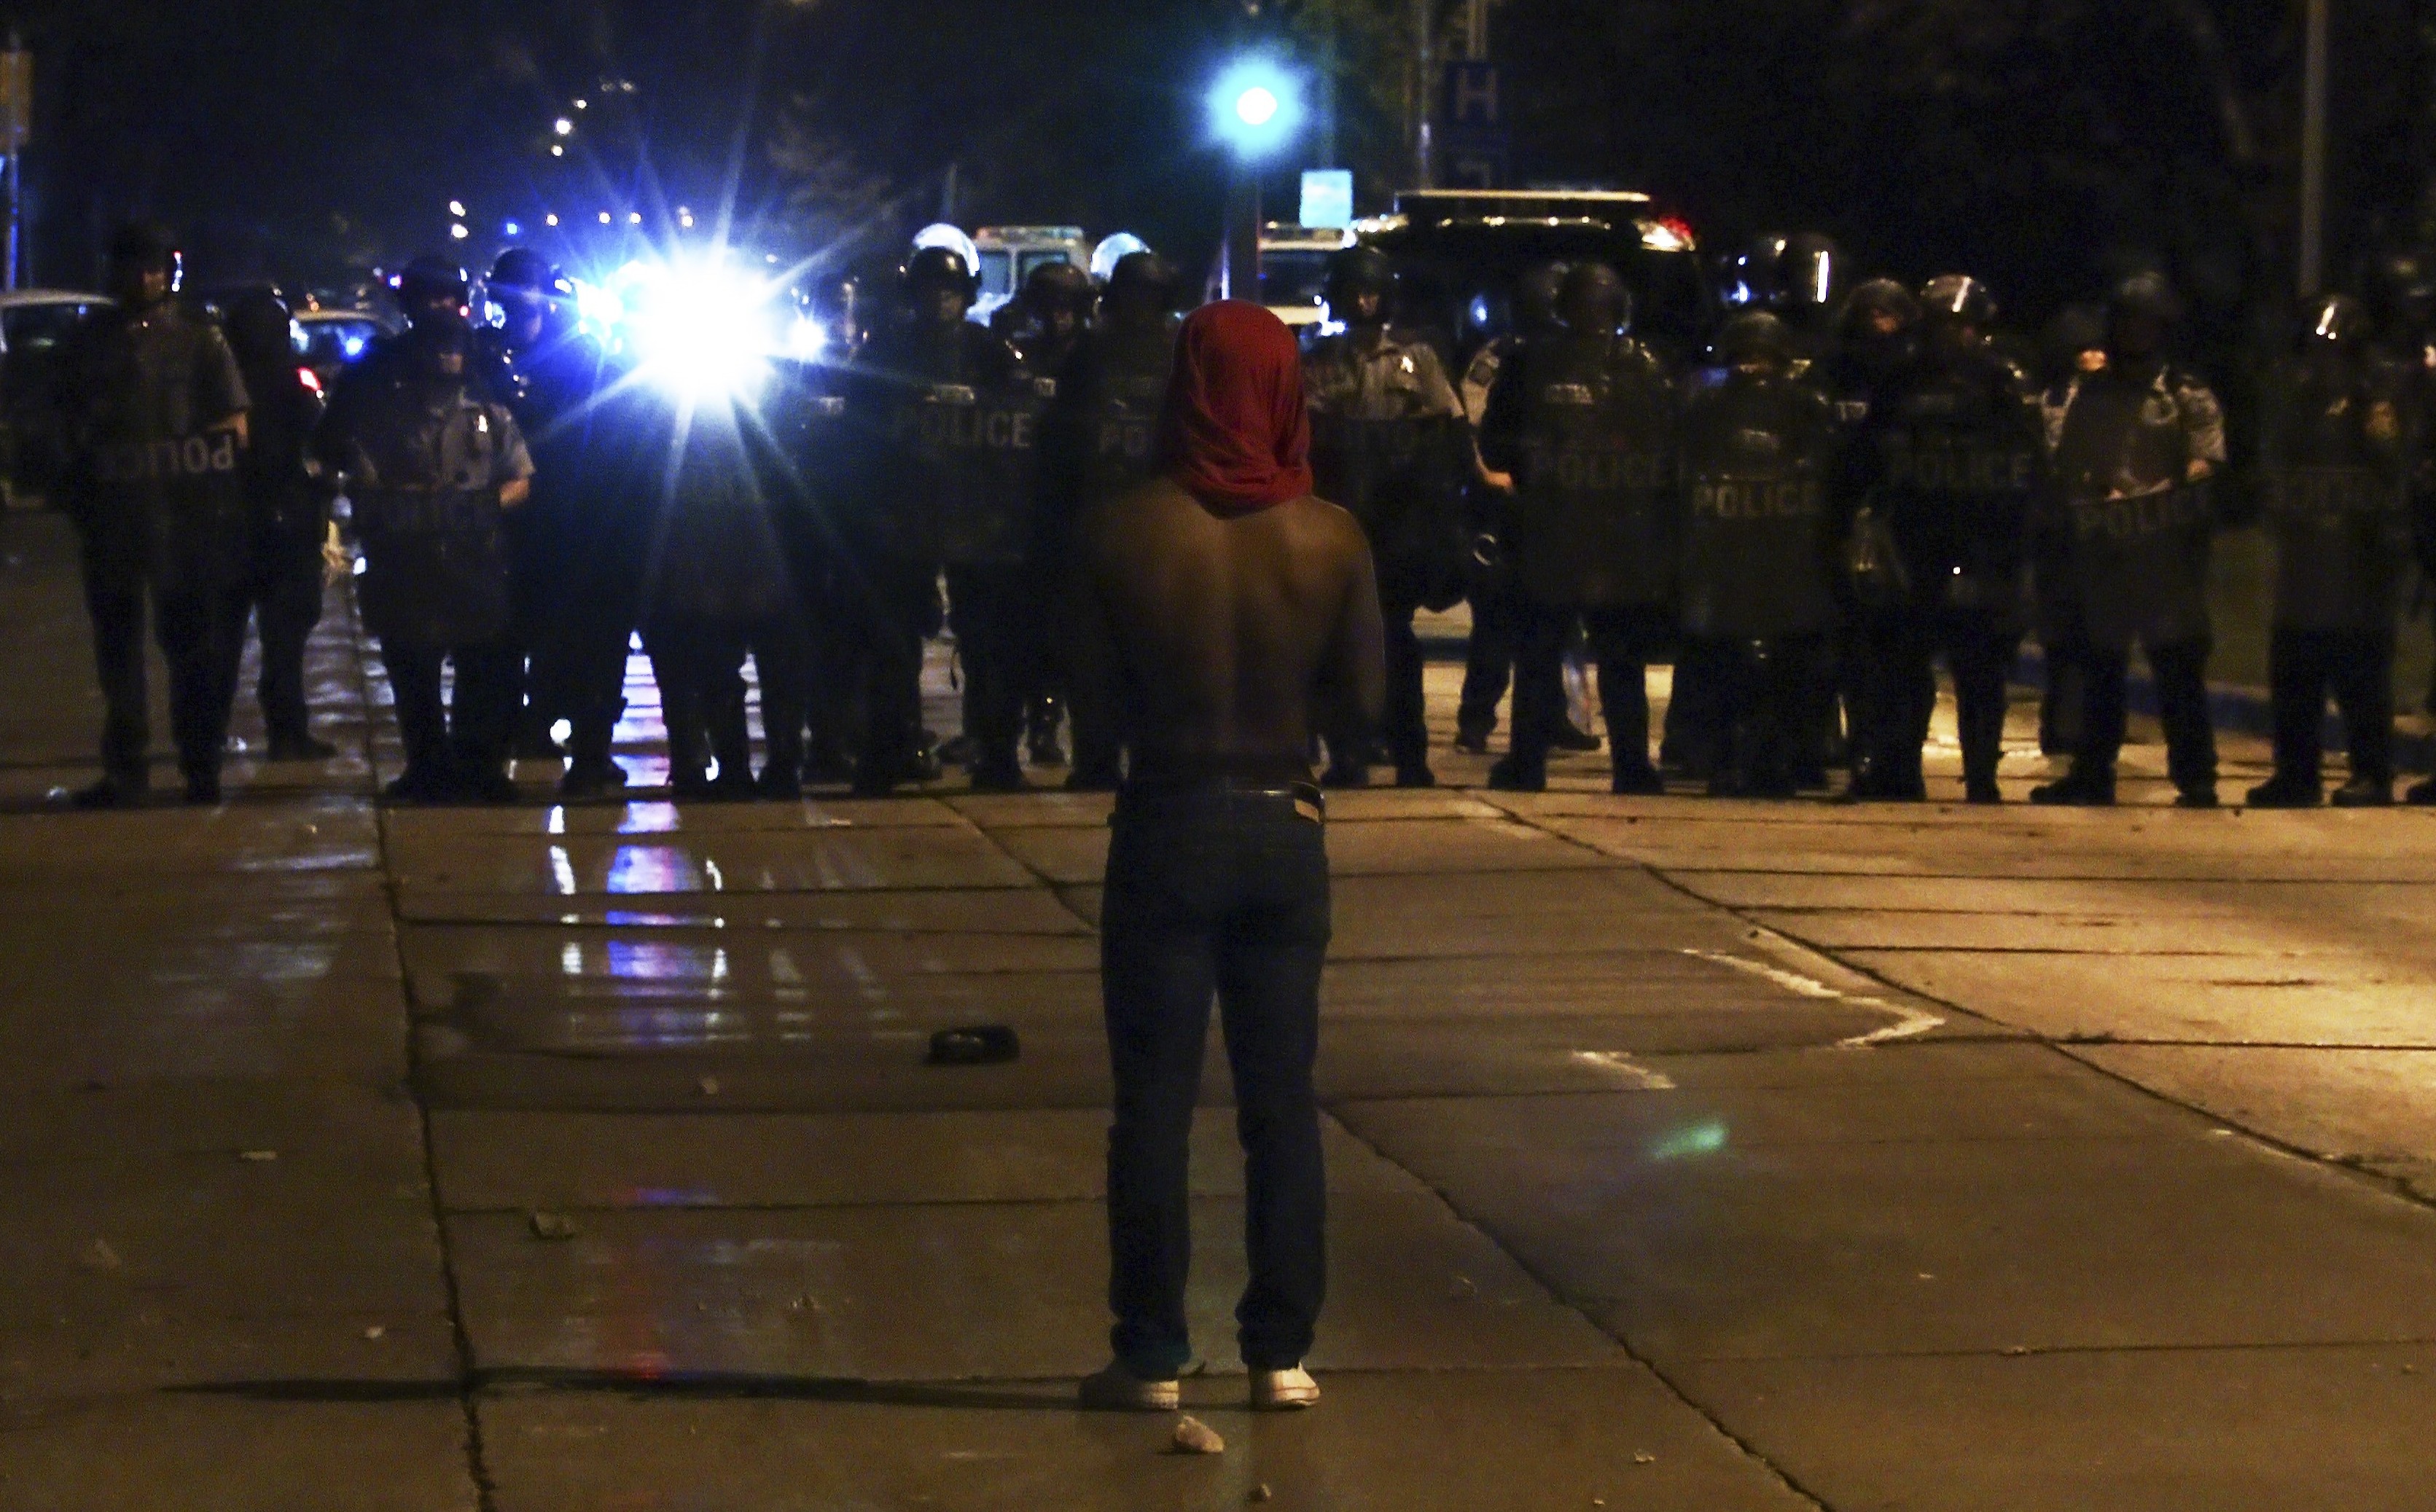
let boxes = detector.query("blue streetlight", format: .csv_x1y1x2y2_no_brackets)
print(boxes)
1209,58,1303,160
1209,58,1304,302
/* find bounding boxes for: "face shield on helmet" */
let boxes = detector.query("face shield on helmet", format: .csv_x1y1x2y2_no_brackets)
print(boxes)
224,289,298,369
1557,262,1632,337
1323,247,1395,328
902,244,980,325
2107,272,2182,361
1842,278,1920,344
1775,233,1846,318
1728,233,1787,310
1717,310,1792,371
1023,261,1096,329
106,222,183,307
1510,262,1569,340
396,256,471,331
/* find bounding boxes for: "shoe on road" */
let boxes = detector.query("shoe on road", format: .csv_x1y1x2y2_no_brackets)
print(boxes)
1451,722,1493,756
1393,763,1436,789
2331,777,2393,807
2408,776,2436,806
1610,764,1665,796
1077,1360,1180,1412
1549,719,1601,753
1485,755,1545,792
70,776,147,810
1249,1366,1320,1411
2244,774,2322,809
2029,771,2115,807
2174,785,2220,810
267,734,339,761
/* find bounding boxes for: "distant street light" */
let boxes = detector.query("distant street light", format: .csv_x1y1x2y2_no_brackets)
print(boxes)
1209,58,1304,302
553,117,574,136
448,199,467,217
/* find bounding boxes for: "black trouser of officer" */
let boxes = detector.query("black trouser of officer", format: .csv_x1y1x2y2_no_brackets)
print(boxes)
85,567,242,791
528,547,645,777
1457,578,1524,742
1862,608,2020,794
839,557,939,794
1686,634,1826,798
381,638,522,786
221,525,326,750
1510,603,1667,786
946,564,1039,783
644,614,809,791
2074,638,2217,795
2269,627,2394,788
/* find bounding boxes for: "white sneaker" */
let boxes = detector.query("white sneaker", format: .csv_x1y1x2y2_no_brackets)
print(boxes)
1249,1365,1320,1411
1077,1360,1181,1411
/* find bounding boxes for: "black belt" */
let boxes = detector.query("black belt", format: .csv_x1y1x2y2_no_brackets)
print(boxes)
1119,775,1324,810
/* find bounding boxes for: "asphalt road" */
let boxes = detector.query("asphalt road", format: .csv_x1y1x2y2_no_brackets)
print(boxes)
4,506,2436,1510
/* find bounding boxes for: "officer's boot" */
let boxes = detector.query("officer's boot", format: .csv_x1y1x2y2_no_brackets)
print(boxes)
1026,697,1066,768
2244,769,2323,808
2029,763,2116,807
706,689,757,802
559,706,631,799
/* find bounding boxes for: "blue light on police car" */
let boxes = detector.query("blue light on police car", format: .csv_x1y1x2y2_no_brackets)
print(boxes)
504,221,522,238
341,334,367,359
1210,59,1303,157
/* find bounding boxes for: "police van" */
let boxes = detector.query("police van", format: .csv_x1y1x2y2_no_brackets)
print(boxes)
971,226,1091,325
1257,223,1356,329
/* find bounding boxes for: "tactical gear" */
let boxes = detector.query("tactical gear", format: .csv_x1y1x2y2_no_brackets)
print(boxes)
397,256,472,319
1776,233,1846,316
1323,246,1397,316
1716,311,1792,365
2259,345,2410,631
2108,271,2184,327
1303,326,1468,608
488,248,562,295
1106,251,1185,312
2302,293,2373,347
1513,261,1569,337
1489,332,1676,609
1728,234,1787,310
1845,279,1921,332
1676,367,1840,639
1556,261,1633,337
1920,275,1997,328
904,244,981,297
1023,260,1096,317
2050,360,2227,651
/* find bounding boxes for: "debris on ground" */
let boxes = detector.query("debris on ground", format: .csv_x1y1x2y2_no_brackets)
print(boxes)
1249,1484,1273,1503
77,1239,122,1272
528,1211,579,1241
697,1075,722,1097
1171,1416,1225,1455
363,1325,386,1340
926,1025,1021,1066
238,1149,278,1162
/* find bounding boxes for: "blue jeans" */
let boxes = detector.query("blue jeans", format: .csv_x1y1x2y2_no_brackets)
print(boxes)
1101,783,1331,1376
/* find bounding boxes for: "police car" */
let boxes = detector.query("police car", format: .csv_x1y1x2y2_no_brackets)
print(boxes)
294,306,398,391
1364,188,1714,366
1257,223,1356,329
0,289,111,504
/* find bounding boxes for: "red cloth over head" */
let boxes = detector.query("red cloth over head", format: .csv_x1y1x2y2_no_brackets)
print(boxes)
1157,299,1313,516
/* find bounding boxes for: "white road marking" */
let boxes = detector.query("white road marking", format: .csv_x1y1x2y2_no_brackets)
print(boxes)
1570,1050,1676,1090
1679,948,1947,1048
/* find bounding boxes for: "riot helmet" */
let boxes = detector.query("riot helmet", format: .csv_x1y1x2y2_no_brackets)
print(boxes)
396,256,471,330
2301,292,2372,348
2042,303,2109,380
1729,233,1787,310
2107,271,2181,362
1716,310,1792,370
1842,278,1919,342
1104,251,1183,324
223,288,299,370
1920,275,1997,329
1089,232,1152,286
1512,261,1569,340
106,222,182,308
902,243,980,327
2366,250,2436,338
1775,232,1847,321
1324,246,1397,328
1557,262,1633,337
487,248,568,345
1024,259,1096,321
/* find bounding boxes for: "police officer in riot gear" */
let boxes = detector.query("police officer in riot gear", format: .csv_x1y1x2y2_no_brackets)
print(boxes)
838,242,1021,795
2031,302,2110,757
220,289,337,761
2365,251,2436,780
2246,295,2410,807
479,247,640,796
1002,260,1098,772
321,316,533,803
1041,249,1184,788
2032,273,2228,807
1454,259,1572,756
1846,275,2041,804
1676,311,1841,797
1478,261,1676,793
1303,244,1467,787
55,222,252,807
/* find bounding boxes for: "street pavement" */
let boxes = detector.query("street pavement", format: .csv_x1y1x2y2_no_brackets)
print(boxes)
4,504,2436,1510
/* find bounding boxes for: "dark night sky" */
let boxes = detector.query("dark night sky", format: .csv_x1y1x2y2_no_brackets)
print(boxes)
13,1,2422,338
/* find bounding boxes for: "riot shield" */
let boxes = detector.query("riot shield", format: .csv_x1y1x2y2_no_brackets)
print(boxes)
2265,464,2407,631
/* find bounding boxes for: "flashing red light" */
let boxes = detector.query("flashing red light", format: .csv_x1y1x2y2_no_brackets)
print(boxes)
1659,215,1696,245
297,367,324,395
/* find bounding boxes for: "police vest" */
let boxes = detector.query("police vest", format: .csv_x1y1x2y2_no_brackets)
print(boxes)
2054,370,2220,649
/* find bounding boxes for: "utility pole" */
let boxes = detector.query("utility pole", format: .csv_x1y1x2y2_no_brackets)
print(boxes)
2299,0,2328,297
1413,0,1434,188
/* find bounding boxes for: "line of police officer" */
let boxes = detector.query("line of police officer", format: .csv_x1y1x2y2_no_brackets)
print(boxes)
50,217,2436,810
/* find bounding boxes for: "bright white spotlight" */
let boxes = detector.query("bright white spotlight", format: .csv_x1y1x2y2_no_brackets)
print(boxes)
1209,59,1302,157
622,257,783,401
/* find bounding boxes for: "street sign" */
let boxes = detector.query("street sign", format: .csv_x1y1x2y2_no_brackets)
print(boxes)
1300,169,1354,230
0,51,29,150
1443,61,1501,128
1439,62,1506,189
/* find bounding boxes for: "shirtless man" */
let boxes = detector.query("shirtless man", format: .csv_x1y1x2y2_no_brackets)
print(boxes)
1066,301,1385,1413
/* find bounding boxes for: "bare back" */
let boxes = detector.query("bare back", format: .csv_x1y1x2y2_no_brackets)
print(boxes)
1070,477,1386,782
